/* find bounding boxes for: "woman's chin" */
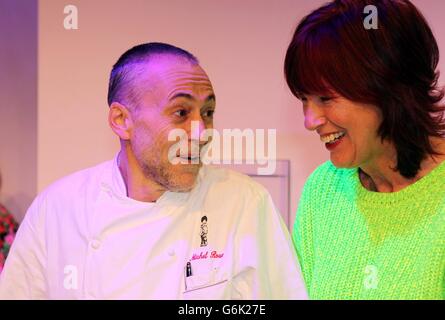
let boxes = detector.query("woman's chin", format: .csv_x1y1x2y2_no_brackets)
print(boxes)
330,156,356,169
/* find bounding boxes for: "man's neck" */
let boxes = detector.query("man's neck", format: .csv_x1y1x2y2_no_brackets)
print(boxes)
117,150,167,202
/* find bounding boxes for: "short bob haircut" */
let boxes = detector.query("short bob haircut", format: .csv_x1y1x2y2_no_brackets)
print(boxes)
284,0,445,178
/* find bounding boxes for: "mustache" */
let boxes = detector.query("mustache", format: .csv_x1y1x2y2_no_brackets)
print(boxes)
170,139,212,158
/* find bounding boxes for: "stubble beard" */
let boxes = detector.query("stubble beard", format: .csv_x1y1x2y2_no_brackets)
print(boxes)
140,155,200,193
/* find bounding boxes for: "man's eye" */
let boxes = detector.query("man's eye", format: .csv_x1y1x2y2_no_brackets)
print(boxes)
204,109,215,118
174,109,188,117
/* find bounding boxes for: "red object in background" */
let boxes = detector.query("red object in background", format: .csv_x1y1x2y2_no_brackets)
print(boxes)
0,203,19,273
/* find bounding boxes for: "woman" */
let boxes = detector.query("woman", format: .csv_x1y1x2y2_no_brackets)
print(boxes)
285,0,445,299
0,204,18,272
0,173,18,273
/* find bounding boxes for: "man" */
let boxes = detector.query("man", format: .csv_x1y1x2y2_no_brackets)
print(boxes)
0,43,306,299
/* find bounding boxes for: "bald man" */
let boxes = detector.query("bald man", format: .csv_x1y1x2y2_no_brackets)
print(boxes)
0,43,306,300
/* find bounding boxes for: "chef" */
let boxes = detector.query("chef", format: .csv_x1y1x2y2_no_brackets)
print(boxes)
0,42,306,300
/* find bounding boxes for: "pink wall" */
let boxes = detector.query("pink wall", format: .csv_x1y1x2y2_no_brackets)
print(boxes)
413,0,445,79
0,0,434,226
38,0,330,227
0,0,37,222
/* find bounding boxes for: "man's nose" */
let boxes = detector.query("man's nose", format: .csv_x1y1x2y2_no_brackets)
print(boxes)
189,116,206,142
304,103,327,131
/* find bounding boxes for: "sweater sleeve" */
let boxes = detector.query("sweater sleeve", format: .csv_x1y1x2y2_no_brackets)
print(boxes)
292,170,318,296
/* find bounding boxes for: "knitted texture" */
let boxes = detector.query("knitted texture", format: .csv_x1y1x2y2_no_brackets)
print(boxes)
293,161,445,300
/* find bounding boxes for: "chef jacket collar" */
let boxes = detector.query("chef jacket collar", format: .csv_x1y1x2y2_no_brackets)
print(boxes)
102,153,203,206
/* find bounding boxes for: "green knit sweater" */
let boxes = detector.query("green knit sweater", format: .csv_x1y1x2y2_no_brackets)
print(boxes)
293,161,445,300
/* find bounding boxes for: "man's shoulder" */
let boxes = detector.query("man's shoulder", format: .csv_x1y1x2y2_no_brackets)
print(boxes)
22,159,114,225
199,165,268,199
39,159,114,200
196,166,277,222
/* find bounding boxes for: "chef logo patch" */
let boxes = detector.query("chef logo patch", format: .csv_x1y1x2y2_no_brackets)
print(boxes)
200,215,208,247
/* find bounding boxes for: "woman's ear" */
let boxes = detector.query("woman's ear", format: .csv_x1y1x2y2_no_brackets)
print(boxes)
108,102,133,140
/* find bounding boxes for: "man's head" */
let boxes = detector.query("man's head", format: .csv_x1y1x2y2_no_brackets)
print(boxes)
108,43,216,193
108,42,199,109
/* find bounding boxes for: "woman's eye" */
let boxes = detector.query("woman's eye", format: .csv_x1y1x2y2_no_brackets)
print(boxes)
320,96,333,102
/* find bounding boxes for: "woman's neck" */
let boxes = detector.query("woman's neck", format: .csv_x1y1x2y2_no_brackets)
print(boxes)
359,137,445,193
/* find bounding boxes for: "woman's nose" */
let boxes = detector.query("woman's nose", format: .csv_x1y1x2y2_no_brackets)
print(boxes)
304,103,327,131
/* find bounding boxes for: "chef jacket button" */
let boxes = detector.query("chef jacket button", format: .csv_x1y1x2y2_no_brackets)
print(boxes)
168,249,175,256
90,239,101,250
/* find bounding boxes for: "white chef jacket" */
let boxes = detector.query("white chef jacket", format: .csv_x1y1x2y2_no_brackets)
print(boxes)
0,155,307,300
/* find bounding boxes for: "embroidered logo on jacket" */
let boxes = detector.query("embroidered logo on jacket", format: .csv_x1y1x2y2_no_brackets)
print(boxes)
200,216,208,247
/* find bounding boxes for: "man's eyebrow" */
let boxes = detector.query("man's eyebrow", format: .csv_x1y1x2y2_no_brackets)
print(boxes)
205,94,216,103
169,93,195,101
168,93,216,103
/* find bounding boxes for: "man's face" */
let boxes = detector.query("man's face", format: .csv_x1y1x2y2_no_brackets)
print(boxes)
129,55,215,192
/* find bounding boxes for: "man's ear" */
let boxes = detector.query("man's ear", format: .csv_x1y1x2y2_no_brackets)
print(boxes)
108,102,133,140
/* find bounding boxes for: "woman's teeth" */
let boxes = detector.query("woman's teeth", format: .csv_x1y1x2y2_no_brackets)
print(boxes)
321,132,345,144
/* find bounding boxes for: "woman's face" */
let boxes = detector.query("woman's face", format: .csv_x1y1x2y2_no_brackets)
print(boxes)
300,93,388,168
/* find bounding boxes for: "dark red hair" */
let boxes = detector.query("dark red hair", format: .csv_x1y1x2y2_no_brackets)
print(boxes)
284,0,445,178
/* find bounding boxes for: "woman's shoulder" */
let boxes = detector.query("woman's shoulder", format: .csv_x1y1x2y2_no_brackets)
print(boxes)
304,161,356,192
296,161,358,227
298,161,358,211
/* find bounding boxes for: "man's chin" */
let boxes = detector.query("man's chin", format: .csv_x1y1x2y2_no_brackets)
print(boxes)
167,180,196,193
166,169,200,192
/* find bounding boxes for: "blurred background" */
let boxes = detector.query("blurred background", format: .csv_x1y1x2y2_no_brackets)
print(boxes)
0,0,444,228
